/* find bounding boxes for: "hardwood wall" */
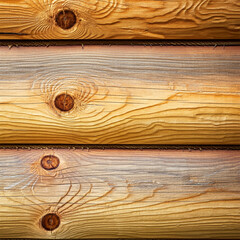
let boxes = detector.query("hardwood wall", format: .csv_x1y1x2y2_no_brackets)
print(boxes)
0,1,239,239
0,0,239,39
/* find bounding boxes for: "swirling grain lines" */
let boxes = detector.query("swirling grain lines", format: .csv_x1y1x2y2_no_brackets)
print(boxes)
31,73,109,119
24,0,127,39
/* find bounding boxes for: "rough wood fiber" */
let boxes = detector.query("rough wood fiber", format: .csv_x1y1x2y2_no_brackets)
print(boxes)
0,0,239,39
0,46,240,144
0,149,240,239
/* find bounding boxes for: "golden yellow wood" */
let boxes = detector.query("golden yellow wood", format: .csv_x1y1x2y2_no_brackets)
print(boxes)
0,148,240,238
0,46,240,144
0,0,239,39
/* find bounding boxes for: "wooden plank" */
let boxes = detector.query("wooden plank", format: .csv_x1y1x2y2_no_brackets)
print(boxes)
0,46,240,144
0,148,240,239
0,0,239,39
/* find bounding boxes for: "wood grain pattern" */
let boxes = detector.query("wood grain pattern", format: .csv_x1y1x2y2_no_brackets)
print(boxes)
0,0,239,39
0,148,240,238
0,46,240,144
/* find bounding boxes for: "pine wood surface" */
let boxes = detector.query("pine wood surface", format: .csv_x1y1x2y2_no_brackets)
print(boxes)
0,0,239,39
0,148,240,239
0,46,239,144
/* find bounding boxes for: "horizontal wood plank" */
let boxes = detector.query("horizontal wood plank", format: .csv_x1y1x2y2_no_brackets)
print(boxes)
0,46,240,144
0,0,239,39
0,148,240,238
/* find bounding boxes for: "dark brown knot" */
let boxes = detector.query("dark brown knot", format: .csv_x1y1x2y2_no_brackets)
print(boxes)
55,10,77,29
54,93,74,112
41,155,60,170
42,213,60,231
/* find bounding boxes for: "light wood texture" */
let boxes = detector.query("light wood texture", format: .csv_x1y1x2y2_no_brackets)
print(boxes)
0,148,240,238
0,46,240,144
0,0,239,39
1,46,240,144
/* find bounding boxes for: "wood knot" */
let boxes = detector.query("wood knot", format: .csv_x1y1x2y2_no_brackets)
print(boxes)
41,213,60,231
54,93,74,112
55,10,77,29
41,155,60,170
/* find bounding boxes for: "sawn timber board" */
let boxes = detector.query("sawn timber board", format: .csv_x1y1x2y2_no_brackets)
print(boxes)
0,0,239,39
0,148,240,238
0,46,239,144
